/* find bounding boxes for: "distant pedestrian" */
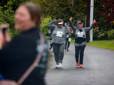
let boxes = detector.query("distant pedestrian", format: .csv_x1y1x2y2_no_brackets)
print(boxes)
52,19,67,68
64,22,73,51
74,20,96,68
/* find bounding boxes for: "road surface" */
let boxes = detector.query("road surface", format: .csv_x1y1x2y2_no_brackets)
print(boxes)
46,45,114,85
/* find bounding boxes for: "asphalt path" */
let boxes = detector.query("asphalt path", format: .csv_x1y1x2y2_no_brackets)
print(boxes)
46,45,114,85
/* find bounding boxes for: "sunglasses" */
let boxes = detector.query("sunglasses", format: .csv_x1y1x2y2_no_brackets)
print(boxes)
78,23,82,25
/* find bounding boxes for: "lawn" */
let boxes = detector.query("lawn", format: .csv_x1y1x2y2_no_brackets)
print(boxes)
88,40,114,51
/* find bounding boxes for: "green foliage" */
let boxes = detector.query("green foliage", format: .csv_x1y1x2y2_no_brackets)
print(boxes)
88,40,114,51
107,30,114,40
40,16,52,35
93,28,114,40
0,7,4,23
97,31,107,40
1,8,14,25
33,0,87,20
0,0,113,39
0,0,27,36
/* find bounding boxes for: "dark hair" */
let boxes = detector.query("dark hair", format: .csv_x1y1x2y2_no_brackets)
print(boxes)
77,20,83,25
57,19,64,23
21,2,42,27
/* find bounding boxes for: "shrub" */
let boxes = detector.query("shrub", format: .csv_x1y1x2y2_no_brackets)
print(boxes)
93,27,108,40
40,16,52,35
97,31,108,40
107,30,114,40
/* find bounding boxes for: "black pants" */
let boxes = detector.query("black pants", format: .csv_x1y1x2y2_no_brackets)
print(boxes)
49,38,53,49
65,38,70,51
49,43,53,49
53,43,64,64
75,45,86,64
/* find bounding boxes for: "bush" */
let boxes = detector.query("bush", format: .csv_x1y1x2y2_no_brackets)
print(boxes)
97,31,108,40
93,28,114,40
40,16,52,35
0,6,15,37
0,0,28,37
93,27,108,40
107,30,114,40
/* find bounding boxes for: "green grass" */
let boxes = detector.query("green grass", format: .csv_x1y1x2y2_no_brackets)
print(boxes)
88,40,114,51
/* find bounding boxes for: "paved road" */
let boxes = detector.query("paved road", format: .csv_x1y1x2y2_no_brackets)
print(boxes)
46,45,114,85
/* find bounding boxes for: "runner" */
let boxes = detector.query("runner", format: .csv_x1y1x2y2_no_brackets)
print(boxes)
74,20,96,68
64,22,73,51
52,19,67,68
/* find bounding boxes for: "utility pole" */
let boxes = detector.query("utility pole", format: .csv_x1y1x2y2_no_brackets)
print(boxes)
71,0,74,7
90,0,94,42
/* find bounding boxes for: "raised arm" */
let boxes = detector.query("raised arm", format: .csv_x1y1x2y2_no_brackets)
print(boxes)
84,24,94,32
84,20,96,32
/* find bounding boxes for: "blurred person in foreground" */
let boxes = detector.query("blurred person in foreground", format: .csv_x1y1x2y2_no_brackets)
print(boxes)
0,2,48,85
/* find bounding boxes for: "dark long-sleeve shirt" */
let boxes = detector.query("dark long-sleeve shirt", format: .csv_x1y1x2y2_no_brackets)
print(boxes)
0,27,48,85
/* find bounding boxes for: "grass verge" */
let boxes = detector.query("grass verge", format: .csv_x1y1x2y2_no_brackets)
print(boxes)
88,40,114,51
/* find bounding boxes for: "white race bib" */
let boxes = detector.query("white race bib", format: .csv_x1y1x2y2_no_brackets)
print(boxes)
56,31,64,37
77,31,85,37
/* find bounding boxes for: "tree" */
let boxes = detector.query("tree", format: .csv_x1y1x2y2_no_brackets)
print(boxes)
32,0,87,20
0,0,27,36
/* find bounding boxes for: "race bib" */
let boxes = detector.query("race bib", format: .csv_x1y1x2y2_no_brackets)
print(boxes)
56,31,64,37
77,31,85,37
